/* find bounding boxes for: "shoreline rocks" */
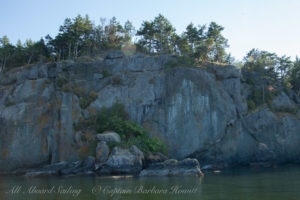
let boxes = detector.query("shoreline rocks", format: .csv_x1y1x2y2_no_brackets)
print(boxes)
140,158,203,177
4,145,205,178
97,145,144,174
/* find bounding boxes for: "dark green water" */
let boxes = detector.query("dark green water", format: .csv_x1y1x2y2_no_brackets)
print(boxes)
1,165,300,200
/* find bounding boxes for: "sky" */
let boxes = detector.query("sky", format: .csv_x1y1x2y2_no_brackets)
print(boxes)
1,0,300,61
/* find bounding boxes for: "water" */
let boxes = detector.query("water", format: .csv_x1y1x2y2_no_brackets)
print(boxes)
1,165,300,200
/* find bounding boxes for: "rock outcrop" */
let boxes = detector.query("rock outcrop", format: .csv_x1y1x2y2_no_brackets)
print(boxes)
140,158,203,177
97,145,144,174
96,141,109,163
1,53,300,171
96,131,121,143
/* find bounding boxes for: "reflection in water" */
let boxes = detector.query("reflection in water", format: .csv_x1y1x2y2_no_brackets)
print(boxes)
1,165,300,200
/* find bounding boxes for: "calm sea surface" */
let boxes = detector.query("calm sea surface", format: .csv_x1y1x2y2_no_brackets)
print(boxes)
1,165,300,200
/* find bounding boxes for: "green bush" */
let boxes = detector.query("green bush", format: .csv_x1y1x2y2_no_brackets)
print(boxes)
74,102,167,154
247,87,278,109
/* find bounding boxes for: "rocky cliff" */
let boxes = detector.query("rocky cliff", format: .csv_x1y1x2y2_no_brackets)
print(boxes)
1,53,300,171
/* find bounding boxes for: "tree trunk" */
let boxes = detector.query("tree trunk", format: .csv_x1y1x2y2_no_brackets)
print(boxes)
27,54,33,65
68,43,72,59
1,56,7,72
159,30,162,54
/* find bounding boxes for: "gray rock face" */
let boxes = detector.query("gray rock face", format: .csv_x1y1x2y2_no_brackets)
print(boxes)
272,92,297,112
144,152,168,167
96,141,109,163
99,146,144,174
140,158,203,177
96,131,121,143
0,54,300,171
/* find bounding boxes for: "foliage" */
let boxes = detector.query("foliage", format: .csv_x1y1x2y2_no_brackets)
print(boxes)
287,57,300,96
137,14,176,54
74,102,167,153
247,87,278,110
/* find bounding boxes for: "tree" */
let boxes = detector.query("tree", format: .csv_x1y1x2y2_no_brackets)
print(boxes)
0,36,15,72
206,22,229,62
277,55,292,81
124,20,135,43
184,23,206,55
136,21,155,53
288,57,300,95
137,14,176,54
152,14,176,54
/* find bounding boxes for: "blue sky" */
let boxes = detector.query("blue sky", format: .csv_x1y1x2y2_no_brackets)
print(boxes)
1,0,299,60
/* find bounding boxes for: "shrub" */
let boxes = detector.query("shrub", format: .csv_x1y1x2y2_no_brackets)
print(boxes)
74,102,167,154
247,87,278,110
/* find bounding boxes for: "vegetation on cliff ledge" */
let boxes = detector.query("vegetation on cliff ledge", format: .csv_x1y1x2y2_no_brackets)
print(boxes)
74,102,167,155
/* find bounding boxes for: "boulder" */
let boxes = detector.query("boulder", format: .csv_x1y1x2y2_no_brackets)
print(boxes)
140,158,203,177
105,50,124,59
98,146,143,174
61,157,95,175
144,152,168,167
43,161,69,171
254,143,276,162
96,141,110,163
96,131,121,143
